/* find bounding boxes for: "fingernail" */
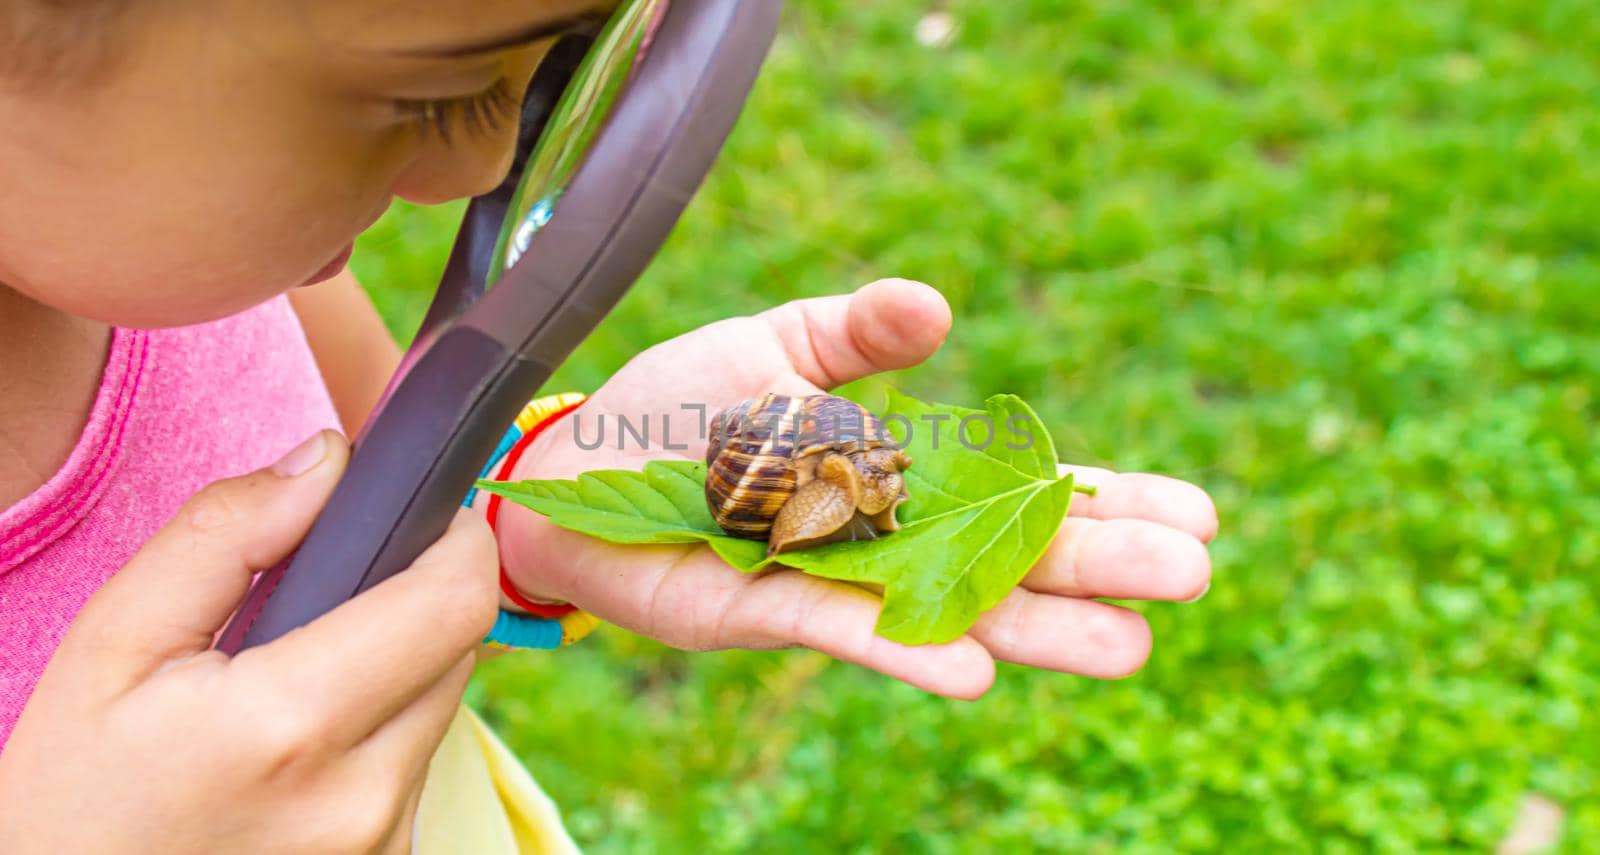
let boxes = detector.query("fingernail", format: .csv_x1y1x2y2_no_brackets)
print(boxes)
272,432,328,478
1181,581,1211,604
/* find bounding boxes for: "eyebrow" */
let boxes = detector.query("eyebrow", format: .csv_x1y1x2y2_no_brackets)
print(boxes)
399,11,609,58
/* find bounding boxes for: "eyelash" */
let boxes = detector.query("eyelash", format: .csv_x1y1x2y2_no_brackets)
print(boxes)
398,78,522,144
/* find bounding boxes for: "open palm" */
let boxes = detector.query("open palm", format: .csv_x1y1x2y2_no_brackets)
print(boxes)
497,279,1216,698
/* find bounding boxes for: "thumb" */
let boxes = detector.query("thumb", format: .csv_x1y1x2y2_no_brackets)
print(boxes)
757,278,954,390
62,429,350,693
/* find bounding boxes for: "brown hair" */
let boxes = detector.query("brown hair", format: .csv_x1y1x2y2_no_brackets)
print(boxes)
1,1,128,90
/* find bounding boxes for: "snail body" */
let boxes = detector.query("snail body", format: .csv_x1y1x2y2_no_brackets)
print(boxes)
705,394,912,556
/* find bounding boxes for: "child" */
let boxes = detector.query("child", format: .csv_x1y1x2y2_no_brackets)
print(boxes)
0,1,1218,851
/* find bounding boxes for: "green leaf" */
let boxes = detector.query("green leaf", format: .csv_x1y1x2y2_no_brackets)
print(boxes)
475,390,1088,645
476,459,770,570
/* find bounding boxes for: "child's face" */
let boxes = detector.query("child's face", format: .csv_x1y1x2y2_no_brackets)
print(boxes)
0,0,611,328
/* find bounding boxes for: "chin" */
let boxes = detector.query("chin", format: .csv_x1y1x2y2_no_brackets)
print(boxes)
11,250,329,330
72,279,295,330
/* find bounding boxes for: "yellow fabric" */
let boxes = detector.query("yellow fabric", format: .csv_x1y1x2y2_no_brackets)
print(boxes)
414,704,582,855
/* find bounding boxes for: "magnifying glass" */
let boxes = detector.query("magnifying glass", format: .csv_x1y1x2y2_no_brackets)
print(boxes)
217,0,784,653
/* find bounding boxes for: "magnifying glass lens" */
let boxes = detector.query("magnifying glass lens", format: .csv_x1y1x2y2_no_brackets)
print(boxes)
492,0,671,281
420,0,667,348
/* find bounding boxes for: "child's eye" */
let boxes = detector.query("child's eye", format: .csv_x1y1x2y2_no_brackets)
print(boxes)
397,78,521,144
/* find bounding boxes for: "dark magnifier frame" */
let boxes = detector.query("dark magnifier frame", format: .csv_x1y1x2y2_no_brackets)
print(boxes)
217,0,783,653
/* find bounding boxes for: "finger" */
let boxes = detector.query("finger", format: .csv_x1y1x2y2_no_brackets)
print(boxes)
725,571,996,700
1062,464,1219,542
1021,517,1211,602
618,546,996,700
390,772,432,855
969,589,1153,678
237,509,500,744
378,777,428,855
317,655,468,855
758,279,954,390
542,532,996,699
358,653,475,824
63,430,348,693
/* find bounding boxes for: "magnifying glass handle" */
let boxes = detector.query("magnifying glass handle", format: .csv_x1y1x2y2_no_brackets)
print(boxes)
216,324,546,654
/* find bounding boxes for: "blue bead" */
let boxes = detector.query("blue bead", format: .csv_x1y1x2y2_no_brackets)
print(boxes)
485,610,564,650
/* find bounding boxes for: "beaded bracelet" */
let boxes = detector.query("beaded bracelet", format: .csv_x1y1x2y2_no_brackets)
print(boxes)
465,392,598,650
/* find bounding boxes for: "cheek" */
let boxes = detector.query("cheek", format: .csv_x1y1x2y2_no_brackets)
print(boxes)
0,6,424,330
1,130,406,329
2,186,374,329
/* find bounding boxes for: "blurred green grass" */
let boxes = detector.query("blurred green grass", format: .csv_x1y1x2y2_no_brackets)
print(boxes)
350,0,1599,850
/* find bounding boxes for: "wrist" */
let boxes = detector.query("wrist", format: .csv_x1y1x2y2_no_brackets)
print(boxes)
468,392,601,651
481,394,587,612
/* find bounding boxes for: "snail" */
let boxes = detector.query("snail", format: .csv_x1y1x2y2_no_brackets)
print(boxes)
705,393,913,556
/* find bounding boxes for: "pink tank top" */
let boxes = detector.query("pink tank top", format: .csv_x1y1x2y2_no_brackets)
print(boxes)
0,296,342,748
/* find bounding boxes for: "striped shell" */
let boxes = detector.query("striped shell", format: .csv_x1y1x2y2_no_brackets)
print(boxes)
704,394,900,540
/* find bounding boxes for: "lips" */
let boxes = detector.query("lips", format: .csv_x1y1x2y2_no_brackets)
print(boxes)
300,242,355,287
297,203,391,287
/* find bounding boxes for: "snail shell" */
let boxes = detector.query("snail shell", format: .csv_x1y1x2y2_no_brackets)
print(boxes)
705,394,912,556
